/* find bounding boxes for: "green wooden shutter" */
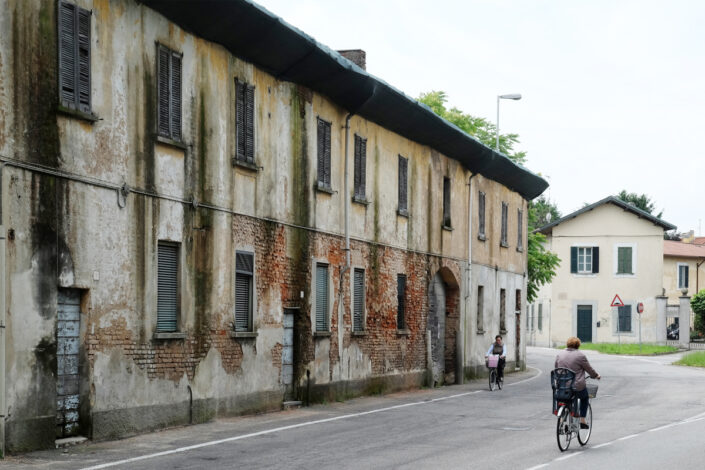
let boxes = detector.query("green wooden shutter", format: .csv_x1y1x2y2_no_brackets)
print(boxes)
353,269,364,332
398,156,408,212
170,51,182,141
58,2,77,107
517,209,523,248
592,246,600,273
157,243,179,332
235,252,254,331
316,264,329,331
77,7,91,113
157,45,171,137
443,177,451,227
501,203,508,245
245,84,255,163
570,247,577,273
478,191,485,237
235,79,245,161
317,119,331,186
685,266,689,288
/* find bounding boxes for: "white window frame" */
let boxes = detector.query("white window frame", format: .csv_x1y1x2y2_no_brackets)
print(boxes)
577,246,593,274
613,243,637,277
677,262,689,289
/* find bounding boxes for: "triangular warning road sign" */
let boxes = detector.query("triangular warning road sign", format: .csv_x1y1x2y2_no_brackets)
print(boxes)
611,294,625,307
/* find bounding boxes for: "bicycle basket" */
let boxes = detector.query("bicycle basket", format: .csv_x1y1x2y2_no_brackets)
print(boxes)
487,355,499,368
586,383,598,398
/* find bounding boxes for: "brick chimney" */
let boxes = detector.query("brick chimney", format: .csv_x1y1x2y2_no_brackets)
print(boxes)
338,49,366,70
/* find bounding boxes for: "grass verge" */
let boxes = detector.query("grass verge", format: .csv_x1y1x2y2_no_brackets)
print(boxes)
674,351,705,367
558,343,678,355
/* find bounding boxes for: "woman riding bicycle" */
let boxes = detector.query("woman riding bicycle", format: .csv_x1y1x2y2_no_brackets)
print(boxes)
486,335,506,381
555,337,601,429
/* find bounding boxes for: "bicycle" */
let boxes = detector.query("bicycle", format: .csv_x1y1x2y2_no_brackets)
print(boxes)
486,354,503,391
551,368,598,451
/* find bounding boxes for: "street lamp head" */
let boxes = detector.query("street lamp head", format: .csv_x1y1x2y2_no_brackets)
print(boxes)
498,93,522,100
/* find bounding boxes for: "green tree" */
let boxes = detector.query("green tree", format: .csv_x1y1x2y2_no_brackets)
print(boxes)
616,190,663,219
418,90,559,302
692,289,705,337
418,91,526,165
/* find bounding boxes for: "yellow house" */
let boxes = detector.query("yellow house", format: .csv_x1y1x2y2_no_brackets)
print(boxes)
530,196,675,347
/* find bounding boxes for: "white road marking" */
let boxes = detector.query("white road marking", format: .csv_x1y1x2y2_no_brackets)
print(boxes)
80,389,483,469
525,464,549,470
618,433,640,441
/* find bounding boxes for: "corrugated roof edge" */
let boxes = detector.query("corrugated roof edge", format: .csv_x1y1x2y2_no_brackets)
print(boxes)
536,196,676,234
141,0,548,200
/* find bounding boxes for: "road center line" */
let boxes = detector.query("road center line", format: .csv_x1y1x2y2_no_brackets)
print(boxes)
80,389,483,469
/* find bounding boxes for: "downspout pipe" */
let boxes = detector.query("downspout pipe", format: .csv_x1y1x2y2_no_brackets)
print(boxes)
337,113,353,367
463,173,476,383
0,162,6,457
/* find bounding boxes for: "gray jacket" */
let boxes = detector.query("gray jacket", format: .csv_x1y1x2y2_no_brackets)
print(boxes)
555,348,598,391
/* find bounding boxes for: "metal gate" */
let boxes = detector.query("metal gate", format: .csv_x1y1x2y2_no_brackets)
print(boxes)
57,289,81,438
282,309,295,400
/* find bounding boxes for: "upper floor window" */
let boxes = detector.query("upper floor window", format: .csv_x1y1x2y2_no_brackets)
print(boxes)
516,209,523,251
398,156,408,216
317,118,332,189
570,246,599,274
157,44,182,141
478,191,486,240
616,245,634,275
353,135,367,201
397,274,407,330
442,177,452,228
157,242,180,332
678,263,689,289
476,285,484,333
58,1,91,113
500,202,508,247
235,79,255,165
235,252,254,332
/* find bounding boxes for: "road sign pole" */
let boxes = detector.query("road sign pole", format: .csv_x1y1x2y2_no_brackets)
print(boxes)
639,315,642,353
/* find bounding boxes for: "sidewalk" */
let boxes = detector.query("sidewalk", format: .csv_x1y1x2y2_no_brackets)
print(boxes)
0,368,538,469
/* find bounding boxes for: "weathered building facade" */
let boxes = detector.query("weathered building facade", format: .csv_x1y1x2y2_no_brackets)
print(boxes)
0,0,547,453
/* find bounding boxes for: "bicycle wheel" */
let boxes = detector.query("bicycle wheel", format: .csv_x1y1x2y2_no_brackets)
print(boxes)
497,373,503,390
577,403,592,445
556,406,572,451
489,368,497,391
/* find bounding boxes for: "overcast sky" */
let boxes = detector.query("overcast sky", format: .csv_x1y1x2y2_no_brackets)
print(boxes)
257,0,705,234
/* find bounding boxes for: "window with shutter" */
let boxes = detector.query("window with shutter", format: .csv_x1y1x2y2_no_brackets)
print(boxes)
317,119,331,188
499,289,506,333
398,156,408,215
443,177,451,228
477,285,484,332
235,79,256,164
678,264,689,289
478,191,486,240
316,264,329,331
157,44,183,141
353,269,365,332
500,202,508,246
58,1,91,113
157,242,179,332
397,274,406,330
517,209,523,251
353,135,367,200
235,252,254,332
617,246,633,274
617,305,632,332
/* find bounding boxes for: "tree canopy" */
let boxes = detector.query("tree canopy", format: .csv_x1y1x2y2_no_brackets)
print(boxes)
417,90,559,303
616,190,663,219
418,91,526,165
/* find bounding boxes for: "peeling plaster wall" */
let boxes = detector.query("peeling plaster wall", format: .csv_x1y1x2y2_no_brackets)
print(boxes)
2,0,532,451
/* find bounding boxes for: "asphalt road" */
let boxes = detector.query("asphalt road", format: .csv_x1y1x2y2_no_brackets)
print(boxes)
4,347,705,469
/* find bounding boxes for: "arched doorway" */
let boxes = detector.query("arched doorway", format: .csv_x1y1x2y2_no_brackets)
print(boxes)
428,268,460,386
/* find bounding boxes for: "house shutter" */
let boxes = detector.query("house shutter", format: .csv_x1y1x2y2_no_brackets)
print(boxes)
478,191,485,236
397,275,406,329
353,269,364,332
317,119,331,186
443,178,451,226
157,243,178,332
359,137,366,197
353,136,361,196
517,209,523,247
570,247,577,273
77,8,91,113
157,46,171,137
235,80,245,161
170,52,182,141
316,264,328,331
235,252,253,331
324,122,331,185
58,1,77,106
685,266,689,288
398,156,407,211
245,84,255,163
592,246,600,273
501,203,508,244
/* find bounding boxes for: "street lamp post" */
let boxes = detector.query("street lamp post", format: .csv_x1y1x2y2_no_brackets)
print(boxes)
496,93,522,151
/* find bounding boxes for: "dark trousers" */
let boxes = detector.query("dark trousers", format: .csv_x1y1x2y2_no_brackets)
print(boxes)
497,357,506,379
574,387,589,417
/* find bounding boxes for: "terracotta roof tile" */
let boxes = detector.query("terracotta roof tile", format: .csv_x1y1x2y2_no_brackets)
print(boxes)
664,240,705,258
